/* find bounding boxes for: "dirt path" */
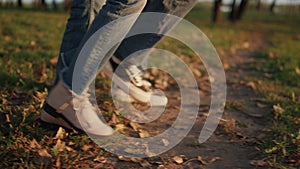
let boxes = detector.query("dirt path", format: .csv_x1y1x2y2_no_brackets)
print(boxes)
89,33,273,169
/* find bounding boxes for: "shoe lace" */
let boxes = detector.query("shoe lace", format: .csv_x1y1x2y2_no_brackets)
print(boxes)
125,65,152,90
73,92,94,111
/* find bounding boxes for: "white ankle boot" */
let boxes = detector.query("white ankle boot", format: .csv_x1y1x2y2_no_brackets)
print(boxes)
41,81,114,136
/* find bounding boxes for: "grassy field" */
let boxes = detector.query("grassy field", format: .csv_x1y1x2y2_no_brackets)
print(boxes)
0,4,299,168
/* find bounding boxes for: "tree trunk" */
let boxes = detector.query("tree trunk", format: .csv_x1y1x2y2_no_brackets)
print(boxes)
237,0,248,20
17,0,23,7
40,0,46,10
256,0,261,10
229,0,237,22
213,0,222,23
52,0,57,10
270,0,276,13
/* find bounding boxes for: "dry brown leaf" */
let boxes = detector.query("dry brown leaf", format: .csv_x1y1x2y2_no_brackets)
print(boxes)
157,165,165,169
30,40,36,46
115,124,127,132
5,114,10,123
223,63,230,70
30,139,42,149
139,160,151,167
197,156,208,165
54,127,68,140
2,98,7,105
295,67,300,75
209,157,221,163
162,139,169,146
256,103,267,108
55,139,65,152
38,149,52,157
68,141,75,146
65,146,75,152
110,113,120,124
246,81,256,90
273,104,284,114
56,157,61,168
50,57,58,66
249,160,266,166
81,144,93,152
94,156,107,163
139,130,150,138
191,67,202,77
129,122,139,131
173,156,183,164
118,156,131,162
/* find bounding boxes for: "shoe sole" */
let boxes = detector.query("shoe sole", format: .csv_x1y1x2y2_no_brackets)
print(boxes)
40,103,79,132
41,103,115,137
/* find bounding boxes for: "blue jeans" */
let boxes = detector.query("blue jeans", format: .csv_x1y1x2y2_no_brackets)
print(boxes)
56,0,196,95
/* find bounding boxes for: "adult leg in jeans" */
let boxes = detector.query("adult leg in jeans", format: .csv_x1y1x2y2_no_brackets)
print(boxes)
55,0,105,85
107,0,196,104
114,0,197,62
42,0,147,136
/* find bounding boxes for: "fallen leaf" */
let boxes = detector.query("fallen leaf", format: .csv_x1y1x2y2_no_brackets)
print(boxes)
173,156,183,164
157,165,165,169
139,129,150,138
50,57,58,66
273,104,284,114
65,146,75,152
110,113,120,124
118,156,131,162
249,160,266,166
129,121,140,131
139,160,151,167
197,156,208,165
55,139,65,152
30,40,36,46
114,124,127,132
162,139,169,146
54,127,68,140
256,103,267,108
56,157,61,168
268,52,276,59
30,139,42,149
295,67,300,75
94,156,107,163
38,149,52,157
209,157,221,163
246,81,256,90
243,42,250,49
81,144,93,152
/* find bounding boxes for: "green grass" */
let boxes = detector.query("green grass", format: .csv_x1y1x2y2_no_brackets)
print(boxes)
0,4,299,168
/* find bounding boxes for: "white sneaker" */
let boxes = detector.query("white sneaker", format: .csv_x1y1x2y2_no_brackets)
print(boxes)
40,81,114,136
105,57,168,106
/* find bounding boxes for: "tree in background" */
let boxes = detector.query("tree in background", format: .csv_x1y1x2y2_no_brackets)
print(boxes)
52,0,57,10
256,0,261,10
237,0,248,19
228,0,248,22
17,0,22,7
40,0,46,9
270,0,276,13
213,0,223,23
229,0,237,22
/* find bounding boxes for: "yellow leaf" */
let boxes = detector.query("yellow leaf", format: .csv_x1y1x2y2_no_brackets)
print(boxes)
38,149,52,157
139,130,150,138
173,156,183,164
55,127,68,140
